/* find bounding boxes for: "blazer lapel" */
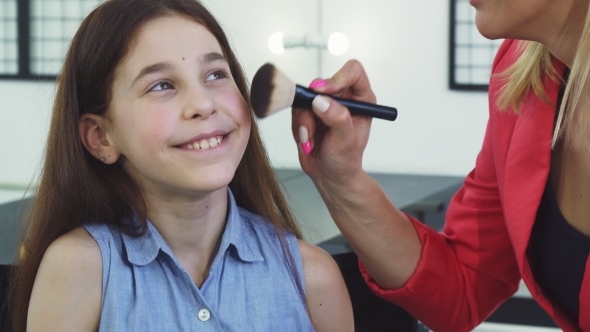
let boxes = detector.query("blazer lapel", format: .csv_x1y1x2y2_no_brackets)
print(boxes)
501,61,572,328
502,70,563,266
580,259,590,330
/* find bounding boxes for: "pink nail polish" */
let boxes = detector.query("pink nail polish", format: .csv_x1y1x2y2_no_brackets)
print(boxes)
300,141,312,155
309,79,326,89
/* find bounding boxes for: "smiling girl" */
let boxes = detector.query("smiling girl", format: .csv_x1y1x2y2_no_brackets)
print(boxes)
10,1,353,331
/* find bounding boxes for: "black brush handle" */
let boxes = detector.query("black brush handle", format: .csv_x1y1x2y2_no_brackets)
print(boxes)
292,85,397,121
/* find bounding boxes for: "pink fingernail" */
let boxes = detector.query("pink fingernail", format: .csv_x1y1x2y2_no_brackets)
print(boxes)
299,126,312,155
300,141,312,155
309,79,326,89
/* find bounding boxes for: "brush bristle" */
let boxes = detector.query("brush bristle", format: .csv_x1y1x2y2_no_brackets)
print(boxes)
250,63,295,118
250,63,275,118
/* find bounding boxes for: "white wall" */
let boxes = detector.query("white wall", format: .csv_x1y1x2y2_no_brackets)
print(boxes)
319,1,489,176
0,81,54,187
0,0,491,190
203,0,490,176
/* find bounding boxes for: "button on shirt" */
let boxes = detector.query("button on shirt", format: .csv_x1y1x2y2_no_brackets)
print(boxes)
84,188,314,332
198,309,211,322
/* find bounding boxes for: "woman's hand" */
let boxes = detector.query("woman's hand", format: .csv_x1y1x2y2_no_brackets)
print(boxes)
291,60,376,190
291,60,421,291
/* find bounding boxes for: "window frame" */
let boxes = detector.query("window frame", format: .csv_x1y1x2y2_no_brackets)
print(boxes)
448,0,497,92
0,0,57,81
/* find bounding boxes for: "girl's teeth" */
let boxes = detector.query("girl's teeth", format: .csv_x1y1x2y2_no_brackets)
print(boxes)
184,136,223,150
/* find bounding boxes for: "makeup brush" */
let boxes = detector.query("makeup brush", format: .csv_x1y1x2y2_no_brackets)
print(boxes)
250,63,397,121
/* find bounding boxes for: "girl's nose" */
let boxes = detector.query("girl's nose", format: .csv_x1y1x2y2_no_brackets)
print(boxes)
183,84,215,120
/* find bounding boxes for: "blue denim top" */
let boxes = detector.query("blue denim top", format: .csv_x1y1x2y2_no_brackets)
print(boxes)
84,189,314,332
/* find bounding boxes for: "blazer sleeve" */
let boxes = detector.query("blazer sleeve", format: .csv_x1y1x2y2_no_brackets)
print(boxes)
359,39,521,332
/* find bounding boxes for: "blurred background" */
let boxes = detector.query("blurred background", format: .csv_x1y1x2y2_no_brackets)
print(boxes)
0,0,493,200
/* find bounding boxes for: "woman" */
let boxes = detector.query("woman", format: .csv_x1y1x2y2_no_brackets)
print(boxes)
10,1,353,331
292,0,590,331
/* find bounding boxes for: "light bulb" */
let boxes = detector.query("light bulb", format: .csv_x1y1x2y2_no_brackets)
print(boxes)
327,32,349,55
268,32,285,55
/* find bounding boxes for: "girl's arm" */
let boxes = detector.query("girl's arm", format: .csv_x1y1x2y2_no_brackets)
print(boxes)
298,240,354,332
27,227,102,332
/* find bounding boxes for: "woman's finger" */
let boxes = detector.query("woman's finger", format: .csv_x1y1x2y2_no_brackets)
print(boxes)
309,60,376,104
292,107,317,154
310,96,355,141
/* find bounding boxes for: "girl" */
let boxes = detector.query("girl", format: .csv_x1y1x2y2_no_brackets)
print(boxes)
11,0,353,331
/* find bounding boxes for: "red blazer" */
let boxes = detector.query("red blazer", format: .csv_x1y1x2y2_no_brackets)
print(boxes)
360,39,590,332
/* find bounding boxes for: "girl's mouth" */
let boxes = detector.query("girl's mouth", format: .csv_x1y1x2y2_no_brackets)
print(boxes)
177,135,225,150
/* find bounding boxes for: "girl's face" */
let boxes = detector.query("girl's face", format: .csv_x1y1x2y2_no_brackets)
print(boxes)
106,15,250,199
472,0,581,43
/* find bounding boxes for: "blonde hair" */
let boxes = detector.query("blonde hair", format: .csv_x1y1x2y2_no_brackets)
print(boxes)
497,4,590,149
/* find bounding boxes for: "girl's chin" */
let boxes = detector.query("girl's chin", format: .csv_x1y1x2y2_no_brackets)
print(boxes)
185,173,235,193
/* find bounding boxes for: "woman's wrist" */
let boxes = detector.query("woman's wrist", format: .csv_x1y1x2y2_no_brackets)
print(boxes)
312,169,373,211
311,169,422,288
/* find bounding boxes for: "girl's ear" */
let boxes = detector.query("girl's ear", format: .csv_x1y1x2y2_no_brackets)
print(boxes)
79,114,120,164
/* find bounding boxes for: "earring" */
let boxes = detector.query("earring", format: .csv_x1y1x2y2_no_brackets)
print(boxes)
100,156,106,162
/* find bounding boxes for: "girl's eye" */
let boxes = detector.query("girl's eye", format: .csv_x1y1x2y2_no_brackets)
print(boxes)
205,70,229,82
150,81,174,92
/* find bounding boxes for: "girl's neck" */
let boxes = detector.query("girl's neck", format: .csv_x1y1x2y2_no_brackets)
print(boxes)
144,187,229,285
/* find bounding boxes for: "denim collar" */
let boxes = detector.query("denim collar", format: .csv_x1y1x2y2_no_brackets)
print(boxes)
122,187,264,266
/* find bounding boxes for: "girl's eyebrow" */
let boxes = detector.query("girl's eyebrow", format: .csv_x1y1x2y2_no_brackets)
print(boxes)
199,52,227,64
130,61,176,89
128,53,226,90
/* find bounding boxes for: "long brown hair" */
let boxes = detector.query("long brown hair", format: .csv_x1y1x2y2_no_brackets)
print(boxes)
10,1,302,330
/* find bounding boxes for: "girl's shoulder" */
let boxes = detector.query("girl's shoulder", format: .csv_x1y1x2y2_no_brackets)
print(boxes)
48,225,101,248
298,240,354,331
28,226,102,331
39,226,102,279
40,226,102,289
237,206,354,331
